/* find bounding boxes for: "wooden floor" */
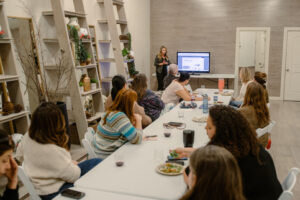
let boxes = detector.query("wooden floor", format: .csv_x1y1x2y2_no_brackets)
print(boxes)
269,100,300,199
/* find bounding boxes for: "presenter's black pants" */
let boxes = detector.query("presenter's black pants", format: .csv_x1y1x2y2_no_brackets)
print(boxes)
156,66,167,91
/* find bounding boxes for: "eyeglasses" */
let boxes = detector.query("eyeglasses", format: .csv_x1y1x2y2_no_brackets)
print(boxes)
163,123,186,130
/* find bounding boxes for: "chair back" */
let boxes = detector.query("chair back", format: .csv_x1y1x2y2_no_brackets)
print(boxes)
278,168,300,200
256,120,276,138
82,127,97,159
18,166,41,200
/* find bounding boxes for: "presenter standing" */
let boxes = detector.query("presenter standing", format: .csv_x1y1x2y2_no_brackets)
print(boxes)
154,46,170,90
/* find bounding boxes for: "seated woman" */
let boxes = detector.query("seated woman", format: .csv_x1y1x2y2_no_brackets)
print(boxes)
239,81,270,148
180,145,245,200
16,102,102,200
173,105,282,200
254,71,269,103
162,72,203,105
93,89,143,158
131,74,165,121
230,67,253,108
105,75,152,127
163,64,178,89
0,130,18,200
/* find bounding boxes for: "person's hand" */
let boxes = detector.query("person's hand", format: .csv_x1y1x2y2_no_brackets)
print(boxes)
159,62,164,66
169,148,193,158
5,156,18,189
72,160,78,165
134,114,142,122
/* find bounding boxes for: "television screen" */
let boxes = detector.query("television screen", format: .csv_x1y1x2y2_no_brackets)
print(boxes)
177,52,210,74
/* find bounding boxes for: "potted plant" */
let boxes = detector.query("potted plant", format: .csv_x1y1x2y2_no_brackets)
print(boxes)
79,81,84,93
79,43,88,66
90,78,98,90
86,53,92,65
121,33,139,77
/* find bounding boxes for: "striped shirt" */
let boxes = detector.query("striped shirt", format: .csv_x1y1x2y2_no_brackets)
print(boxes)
92,111,142,158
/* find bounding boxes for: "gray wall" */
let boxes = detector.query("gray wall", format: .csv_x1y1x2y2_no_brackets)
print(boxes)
150,0,300,96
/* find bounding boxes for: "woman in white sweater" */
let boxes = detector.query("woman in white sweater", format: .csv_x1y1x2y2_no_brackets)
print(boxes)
16,102,101,200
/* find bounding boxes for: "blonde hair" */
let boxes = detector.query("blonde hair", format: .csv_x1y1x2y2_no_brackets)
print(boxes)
240,67,252,83
157,45,168,60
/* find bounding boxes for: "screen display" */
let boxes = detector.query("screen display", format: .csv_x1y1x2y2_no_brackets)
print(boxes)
177,52,210,73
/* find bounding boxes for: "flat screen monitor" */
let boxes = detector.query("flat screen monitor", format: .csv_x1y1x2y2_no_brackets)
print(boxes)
177,52,210,74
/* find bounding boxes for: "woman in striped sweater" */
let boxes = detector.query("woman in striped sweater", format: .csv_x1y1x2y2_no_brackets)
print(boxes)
92,89,143,158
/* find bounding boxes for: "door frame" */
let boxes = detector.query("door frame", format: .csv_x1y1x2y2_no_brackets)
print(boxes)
234,27,270,95
280,27,300,100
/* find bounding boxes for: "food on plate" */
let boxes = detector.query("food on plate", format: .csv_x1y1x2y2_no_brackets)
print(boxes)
158,163,183,174
192,116,208,123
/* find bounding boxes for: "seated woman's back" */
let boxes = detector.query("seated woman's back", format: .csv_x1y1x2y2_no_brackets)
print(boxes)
238,146,282,200
93,89,143,158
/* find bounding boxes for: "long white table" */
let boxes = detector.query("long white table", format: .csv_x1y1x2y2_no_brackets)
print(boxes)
54,187,158,200
74,89,233,200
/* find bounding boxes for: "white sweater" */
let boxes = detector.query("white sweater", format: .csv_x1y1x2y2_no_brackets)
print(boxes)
16,134,80,195
236,81,252,101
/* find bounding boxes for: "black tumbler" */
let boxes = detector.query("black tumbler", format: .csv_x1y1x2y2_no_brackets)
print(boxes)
183,130,195,147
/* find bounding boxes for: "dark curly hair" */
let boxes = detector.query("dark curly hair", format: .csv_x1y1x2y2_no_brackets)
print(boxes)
208,105,260,160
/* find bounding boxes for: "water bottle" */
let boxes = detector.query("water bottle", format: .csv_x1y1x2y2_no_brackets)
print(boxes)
203,96,208,114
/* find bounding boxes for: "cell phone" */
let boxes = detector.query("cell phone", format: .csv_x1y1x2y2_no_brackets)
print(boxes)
61,189,85,199
168,122,183,127
167,155,188,161
185,166,190,176
166,160,184,166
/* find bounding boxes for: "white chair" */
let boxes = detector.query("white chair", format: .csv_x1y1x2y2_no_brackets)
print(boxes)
82,127,97,159
18,166,41,200
278,168,300,200
256,120,276,138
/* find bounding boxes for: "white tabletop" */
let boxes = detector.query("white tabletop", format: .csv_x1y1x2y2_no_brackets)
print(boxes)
75,89,233,200
54,187,158,200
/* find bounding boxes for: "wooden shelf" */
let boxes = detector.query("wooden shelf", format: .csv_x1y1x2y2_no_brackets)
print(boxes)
99,40,128,44
99,58,115,63
43,10,86,18
76,64,97,70
0,38,12,44
87,112,105,123
98,19,127,25
0,111,29,124
43,38,91,44
97,0,124,6
0,75,19,83
81,88,101,96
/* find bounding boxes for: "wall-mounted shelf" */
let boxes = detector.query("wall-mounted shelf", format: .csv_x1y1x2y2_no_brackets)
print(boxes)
0,75,19,83
42,10,86,18
81,88,101,96
0,38,12,44
87,112,105,123
97,0,124,6
0,111,29,124
76,64,97,70
97,19,127,25
43,38,91,44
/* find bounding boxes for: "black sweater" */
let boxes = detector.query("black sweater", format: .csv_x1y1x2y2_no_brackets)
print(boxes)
0,187,18,200
238,146,283,200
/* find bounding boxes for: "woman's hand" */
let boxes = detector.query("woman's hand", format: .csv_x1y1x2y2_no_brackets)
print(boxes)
169,148,195,158
134,114,142,122
159,62,164,66
6,157,18,189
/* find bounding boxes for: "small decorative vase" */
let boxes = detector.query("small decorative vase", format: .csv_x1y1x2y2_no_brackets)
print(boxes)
91,83,97,90
3,101,14,115
0,25,5,39
83,75,91,92
80,61,86,66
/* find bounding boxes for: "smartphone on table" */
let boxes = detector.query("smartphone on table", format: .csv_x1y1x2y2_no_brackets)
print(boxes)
61,189,85,199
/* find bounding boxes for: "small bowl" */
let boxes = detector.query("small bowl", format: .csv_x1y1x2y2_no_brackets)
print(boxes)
164,132,171,138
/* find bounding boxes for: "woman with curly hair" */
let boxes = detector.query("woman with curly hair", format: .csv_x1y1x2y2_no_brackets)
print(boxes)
239,81,270,147
173,105,282,200
180,145,246,200
131,74,165,121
